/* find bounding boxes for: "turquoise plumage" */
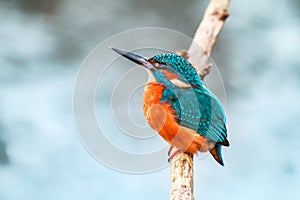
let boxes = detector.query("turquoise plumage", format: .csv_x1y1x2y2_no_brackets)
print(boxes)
111,48,230,166
151,54,229,146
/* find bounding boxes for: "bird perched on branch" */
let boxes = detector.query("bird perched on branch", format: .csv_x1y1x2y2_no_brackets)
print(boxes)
111,48,230,166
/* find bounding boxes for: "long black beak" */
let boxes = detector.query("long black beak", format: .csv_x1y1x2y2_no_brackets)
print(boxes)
110,47,155,70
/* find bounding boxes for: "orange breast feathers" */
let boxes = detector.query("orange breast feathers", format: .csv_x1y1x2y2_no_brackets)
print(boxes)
142,82,214,153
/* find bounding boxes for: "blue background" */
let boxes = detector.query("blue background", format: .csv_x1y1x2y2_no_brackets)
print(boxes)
0,0,299,199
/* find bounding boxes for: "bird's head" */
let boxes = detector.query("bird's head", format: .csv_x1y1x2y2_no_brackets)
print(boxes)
111,48,202,88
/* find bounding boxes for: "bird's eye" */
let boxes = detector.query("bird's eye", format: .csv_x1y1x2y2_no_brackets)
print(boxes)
149,58,167,69
154,63,168,69
153,62,160,67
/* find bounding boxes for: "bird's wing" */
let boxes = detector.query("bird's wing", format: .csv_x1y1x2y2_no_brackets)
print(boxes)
164,87,228,144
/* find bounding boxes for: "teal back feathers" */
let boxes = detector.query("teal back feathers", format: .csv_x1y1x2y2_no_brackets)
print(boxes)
148,53,229,146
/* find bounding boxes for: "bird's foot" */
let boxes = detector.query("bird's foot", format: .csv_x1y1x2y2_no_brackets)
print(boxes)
168,149,184,163
168,145,174,156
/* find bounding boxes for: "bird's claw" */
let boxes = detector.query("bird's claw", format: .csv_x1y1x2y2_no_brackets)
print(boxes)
168,149,184,163
168,146,174,156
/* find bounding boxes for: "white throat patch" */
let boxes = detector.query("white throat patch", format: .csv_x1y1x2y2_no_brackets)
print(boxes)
170,79,192,88
146,69,156,82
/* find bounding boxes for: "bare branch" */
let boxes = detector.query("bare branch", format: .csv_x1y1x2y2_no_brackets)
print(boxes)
188,0,230,79
171,1,230,199
170,153,194,200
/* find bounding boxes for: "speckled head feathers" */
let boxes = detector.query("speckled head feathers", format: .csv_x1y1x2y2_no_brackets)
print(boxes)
151,53,202,86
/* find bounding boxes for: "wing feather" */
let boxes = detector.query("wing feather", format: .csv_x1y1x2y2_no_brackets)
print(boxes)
163,87,228,144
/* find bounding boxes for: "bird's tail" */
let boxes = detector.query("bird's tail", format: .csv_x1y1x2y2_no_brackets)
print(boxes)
210,144,224,166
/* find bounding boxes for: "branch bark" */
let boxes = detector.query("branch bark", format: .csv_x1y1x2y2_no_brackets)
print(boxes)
189,0,230,79
171,0,230,199
170,153,194,200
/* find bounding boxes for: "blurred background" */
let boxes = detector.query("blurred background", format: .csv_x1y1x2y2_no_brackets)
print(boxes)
1,0,300,199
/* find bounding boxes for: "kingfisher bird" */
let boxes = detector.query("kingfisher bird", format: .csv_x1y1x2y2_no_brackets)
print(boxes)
111,47,230,166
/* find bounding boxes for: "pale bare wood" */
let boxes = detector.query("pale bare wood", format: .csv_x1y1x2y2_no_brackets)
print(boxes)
170,153,194,200
189,0,230,79
171,1,230,199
